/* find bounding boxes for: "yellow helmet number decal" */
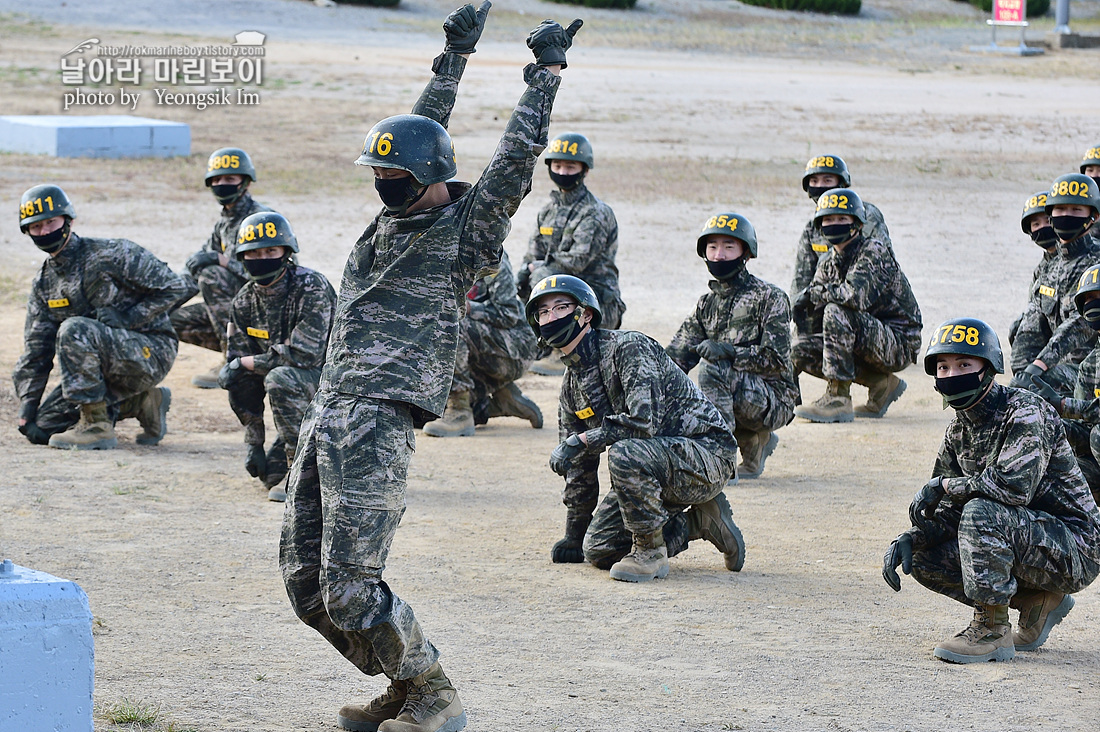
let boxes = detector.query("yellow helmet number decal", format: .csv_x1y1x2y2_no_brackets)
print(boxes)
238,221,280,244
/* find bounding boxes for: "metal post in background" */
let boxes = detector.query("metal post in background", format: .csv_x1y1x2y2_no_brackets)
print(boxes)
1054,0,1071,34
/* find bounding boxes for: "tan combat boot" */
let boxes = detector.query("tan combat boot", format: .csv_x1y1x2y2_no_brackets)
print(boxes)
855,372,906,419
487,382,543,428
48,401,117,450
933,604,1015,663
423,392,475,438
528,350,565,376
794,380,853,423
609,530,670,583
338,678,408,732
377,663,466,732
191,359,224,389
686,492,746,571
1011,589,1074,651
739,429,778,479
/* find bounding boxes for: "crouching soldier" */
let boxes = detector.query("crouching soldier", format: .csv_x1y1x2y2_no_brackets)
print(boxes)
529,275,745,582
14,184,191,449
883,318,1100,663
217,212,336,501
667,212,799,479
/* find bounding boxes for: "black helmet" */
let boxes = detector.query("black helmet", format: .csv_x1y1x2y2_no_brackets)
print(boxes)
354,114,456,186
1045,173,1100,217
1080,144,1100,175
813,188,867,227
923,317,1003,375
801,154,851,192
19,184,76,233
1075,264,1100,314
204,147,256,185
235,211,300,258
544,132,594,169
696,212,757,258
1020,191,1050,234
525,274,602,332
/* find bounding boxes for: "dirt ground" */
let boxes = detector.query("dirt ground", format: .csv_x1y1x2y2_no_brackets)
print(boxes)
3,1,1100,730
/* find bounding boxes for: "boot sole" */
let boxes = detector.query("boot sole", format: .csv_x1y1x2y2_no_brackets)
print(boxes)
136,387,171,446
794,409,853,423
377,710,467,732
422,425,475,437
190,376,219,389
48,436,118,450
712,492,746,571
609,564,670,583
855,378,906,419
739,433,779,480
338,713,384,732
1015,594,1074,652
933,644,1015,664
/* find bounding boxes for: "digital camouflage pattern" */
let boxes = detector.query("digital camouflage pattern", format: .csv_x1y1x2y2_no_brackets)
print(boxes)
281,49,561,680
13,234,188,415
170,192,272,352
556,329,737,554
790,235,922,383
1053,345,1100,502
1009,234,1100,374
226,264,336,453
790,200,889,305
520,182,624,329
907,384,1100,607
1008,249,1058,351
666,267,799,432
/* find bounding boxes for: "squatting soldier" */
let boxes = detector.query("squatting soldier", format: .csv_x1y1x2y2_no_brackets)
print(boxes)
1007,191,1059,362
14,184,190,449
790,154,891,308
666,212,798,479
278,7,576,732
529,275,746,583
792,188,921,423
883,318,1100,663
519,131,625,375
1009,173,1100,393
171,147,273,388
423,251,542,437
216,212,336,502
1079,143,1100,238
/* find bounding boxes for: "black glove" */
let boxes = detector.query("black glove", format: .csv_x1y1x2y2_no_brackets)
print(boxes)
217,357,246,390
443,1,491,55
695,339,734,363
551,513,591,563
882,532,914,592
96,306,126,329
1008,363,1044,391
18,421,50,445
908,476,945,531
791,288,811,312
1030,374,1064,413
807,284,827,307
185,250,220,277
19,401,38,425
526,18,583,69
245,444,268,480
549,433,585,477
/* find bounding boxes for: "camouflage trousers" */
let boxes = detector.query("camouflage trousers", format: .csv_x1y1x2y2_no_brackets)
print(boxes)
581,436,735,567
791,303,913,383
698,360,795,433
55,316,176,406
228,366,320,457
910,497,1100,607
169,265,246,352
1062,418,1100,507
280,391,439,680
450,318,535,398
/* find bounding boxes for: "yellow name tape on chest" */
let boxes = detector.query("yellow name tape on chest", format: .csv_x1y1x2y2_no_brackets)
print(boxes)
811,243,828,253
47,298,69,308
247,327,270,339
1095,388,1100,399
1038,285,1055,297
575,407,595,420
540,226,554,236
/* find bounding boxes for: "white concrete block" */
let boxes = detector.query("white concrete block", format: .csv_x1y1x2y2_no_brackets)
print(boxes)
0,559,94,732
0,115,190,158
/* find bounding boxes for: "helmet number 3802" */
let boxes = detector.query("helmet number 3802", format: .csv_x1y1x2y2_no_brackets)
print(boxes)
935,324,980,346
367,132,393,156
239,221,279,243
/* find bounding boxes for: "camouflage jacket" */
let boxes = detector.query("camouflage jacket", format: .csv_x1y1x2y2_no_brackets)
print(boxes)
227,264,336,376
13,233,191,409
322,52,559,419
801,235,923,356
1011,234,1100,372
666,267,799,404
466,251,539,361
1059,345,1100,423
912,383,1100,560
192,193,272,281
523,183,622,307
1008,249,1058,351
790,200,889,296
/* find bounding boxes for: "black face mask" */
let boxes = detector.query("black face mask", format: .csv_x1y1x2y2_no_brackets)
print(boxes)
706,258,745,280
934,366,992,410
1029,225,1058,250
242,257,286,286
1082,300,1100,331
807,185,832,202
1051,214,1094,242
30,220,70,254
549,170,584,191
539,309,584,348
375,176,427,215
212,183,245,206
821,224,855,246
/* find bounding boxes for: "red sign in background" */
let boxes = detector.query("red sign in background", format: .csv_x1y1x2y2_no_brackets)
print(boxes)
994,0,1024,22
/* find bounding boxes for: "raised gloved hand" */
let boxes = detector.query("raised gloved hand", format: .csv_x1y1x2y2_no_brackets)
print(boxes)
549,433,585,477
245,444,268,480
882,532,914,592
695,339,734,363
551,513,591,563
1029,374,1065,413
96,306,127,329
908,476,945,531
185,250,220,277
217,357,246,390
526,18,583,69
444,1,491,55
1008,363,1044,391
